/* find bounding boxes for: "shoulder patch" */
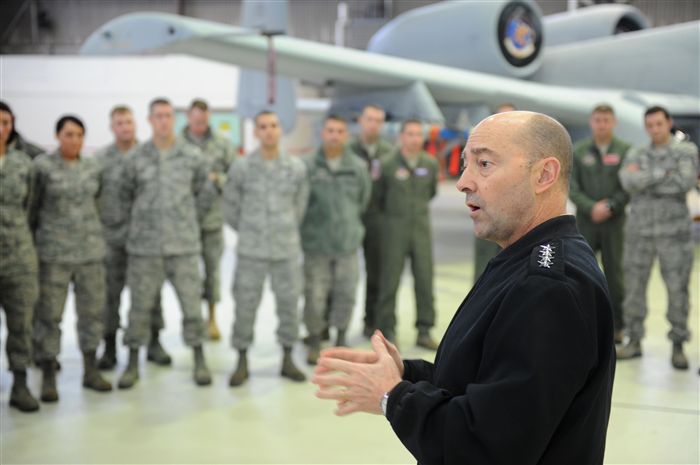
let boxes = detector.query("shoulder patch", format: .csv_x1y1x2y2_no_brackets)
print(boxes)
529,239,564,275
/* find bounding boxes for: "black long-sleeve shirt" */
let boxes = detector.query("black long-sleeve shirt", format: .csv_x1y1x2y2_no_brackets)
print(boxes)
386,215,615,465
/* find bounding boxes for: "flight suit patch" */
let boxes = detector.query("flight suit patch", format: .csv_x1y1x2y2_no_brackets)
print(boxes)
371,159,382,181
602,153,620,166
582,153,596,167
414,167,430,177
395,167,410,180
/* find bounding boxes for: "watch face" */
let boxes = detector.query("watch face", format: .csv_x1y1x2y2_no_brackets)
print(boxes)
381,393,389,415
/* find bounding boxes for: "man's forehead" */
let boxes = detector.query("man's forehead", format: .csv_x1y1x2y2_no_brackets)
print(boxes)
645,112,669,123
469,113,530,142
113,113,133,121
325,121,347,130
257,115,278,125
362,108,384,118
402,124,423,134
151,108,173,116
189,110,208,119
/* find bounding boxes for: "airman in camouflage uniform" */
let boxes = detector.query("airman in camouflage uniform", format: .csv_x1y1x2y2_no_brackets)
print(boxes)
302,116,371,364
182,99,236,341
223,111,309,386
617,106,699,370
117,99,214,389
95,105,170,370
0,102,40,412
32,116,113,403
348,104,395,338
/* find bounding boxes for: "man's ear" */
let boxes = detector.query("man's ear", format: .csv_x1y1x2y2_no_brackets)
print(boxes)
534,157,561,194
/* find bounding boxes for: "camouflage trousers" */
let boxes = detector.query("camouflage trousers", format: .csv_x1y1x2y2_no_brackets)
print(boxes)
103,244,164,336
200,228,223,305
123,254,205,349
0,271,38,371
623,233,693,343
304,251,359,336
232,255,301,350
33,261,105,361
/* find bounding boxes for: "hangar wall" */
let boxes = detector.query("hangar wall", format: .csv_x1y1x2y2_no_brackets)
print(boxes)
1,0,698,54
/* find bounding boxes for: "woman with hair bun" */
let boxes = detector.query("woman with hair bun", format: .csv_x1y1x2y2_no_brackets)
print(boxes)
31,115,112,402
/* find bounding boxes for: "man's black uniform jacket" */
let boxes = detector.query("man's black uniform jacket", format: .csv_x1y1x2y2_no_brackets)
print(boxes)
386,215,615,465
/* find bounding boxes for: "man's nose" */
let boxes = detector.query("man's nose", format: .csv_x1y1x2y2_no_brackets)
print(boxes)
456,168,476,194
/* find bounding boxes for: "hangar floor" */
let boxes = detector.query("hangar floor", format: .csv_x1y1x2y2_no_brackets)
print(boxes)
1,183,698,465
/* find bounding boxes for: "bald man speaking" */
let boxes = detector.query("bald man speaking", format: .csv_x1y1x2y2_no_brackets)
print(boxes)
313,112,615,465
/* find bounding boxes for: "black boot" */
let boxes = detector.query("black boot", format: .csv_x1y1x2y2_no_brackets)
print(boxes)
118,348,140,389
82,351,113,392
98,333,118,370
10,370,39,412
416,329,439,350
613,330,624,345
193,345,212,386
40,360,58,402
671,342,688,370
616,339,642,360
229,349,249,387
306,335,321,366
147,330,172,366
281,346,306,382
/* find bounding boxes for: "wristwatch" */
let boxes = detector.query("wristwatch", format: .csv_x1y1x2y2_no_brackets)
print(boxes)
380,392,390,416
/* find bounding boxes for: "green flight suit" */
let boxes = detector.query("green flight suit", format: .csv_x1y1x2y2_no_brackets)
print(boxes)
374,150,438,340
348,136,394,330
570,136,631,332
301,147,371,336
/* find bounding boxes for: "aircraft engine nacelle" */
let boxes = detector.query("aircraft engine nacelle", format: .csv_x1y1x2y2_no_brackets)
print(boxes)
544,4,650,47
367,0,544,79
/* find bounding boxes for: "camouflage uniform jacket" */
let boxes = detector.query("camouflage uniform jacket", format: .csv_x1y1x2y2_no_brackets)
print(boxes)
301,147,371,255
0,149,38,274
619,139,699,237
223,149,309,260
9,132,44,159
95,142,134,247
31,152,105,264
122,139,213,256
182,127,236,231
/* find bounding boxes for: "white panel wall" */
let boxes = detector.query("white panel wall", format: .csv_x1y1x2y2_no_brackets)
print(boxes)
0,54,239,154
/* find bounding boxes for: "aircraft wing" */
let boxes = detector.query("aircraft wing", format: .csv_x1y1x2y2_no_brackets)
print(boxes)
81,12,699,143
